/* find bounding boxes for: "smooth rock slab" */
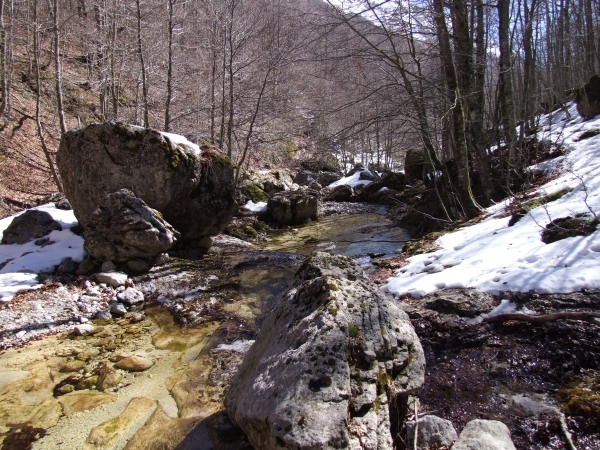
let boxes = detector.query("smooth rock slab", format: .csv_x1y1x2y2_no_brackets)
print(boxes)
226,252,425,450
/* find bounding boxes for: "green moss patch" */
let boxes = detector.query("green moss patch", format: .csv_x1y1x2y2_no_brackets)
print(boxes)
243,183,269,203
541,215,598,244
559,376,600,417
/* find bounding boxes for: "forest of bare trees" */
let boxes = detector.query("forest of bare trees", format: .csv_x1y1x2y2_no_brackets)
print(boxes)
0,0,599,221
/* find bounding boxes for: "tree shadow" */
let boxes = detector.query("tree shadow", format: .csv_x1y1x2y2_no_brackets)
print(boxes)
175,410,252,450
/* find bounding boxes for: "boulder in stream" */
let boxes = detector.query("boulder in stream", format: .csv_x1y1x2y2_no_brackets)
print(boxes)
264,190,318,225
226,252,425,450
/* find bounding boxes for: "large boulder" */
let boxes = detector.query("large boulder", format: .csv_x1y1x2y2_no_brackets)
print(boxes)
317,171,342,187
301,153,342,174
323,184,354,202
226,253,425,450
56,122,236,246
404,149,425,183
293,169,317,186
574,74,600,120
358,171,406,202
83,189,180,262
265,190,318,225
1,210,62,245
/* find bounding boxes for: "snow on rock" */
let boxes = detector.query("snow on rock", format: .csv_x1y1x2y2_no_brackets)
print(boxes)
327,170,373,188
384,102,600,298
0,204,85,302
243,200,268,213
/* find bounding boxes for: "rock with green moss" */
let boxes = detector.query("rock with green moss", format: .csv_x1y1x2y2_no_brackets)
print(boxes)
265,190,318,225
57,122,236,253
226,252,425,450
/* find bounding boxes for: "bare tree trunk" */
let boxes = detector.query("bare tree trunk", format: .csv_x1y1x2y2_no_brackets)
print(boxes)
0,0,7,117
135,0,148,127
52,0,66,134
164,0,176,132
433,0,482,218
498,0,520,189
33,0,63,192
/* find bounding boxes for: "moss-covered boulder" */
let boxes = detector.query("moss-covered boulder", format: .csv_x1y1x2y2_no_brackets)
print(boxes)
265,190,318,225
57,122,236,250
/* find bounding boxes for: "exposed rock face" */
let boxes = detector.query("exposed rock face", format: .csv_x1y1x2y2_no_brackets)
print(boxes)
404,149,425,183
226,253,425,450
265,190,318,225
575,74,600,120
56,122,236,245
324,184,354,202
1,210,62,245
83,189,179,262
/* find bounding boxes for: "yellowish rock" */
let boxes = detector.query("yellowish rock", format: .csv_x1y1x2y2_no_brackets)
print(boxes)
58,391,117,416
84,397,157,450
114,355,154,372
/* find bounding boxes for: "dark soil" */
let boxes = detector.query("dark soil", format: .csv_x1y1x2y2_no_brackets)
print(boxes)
402,289,600,449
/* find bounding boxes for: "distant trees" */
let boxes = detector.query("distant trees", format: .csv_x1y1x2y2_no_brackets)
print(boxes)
1,0,600,205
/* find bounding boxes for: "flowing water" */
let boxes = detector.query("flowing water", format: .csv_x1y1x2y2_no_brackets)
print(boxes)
259,210,411,267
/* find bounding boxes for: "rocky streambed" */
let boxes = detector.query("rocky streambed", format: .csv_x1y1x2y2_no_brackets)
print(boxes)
1,205,599,449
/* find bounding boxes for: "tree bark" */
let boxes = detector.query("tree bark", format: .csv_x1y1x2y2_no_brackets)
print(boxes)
52,0,66,134
135,0,148,127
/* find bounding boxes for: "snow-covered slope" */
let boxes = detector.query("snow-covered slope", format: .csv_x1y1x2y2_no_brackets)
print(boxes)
384,103,600,298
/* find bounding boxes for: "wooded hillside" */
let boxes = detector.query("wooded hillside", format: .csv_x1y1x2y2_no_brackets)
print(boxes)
0,0,597,221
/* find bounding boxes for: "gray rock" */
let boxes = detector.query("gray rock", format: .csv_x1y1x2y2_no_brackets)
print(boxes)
56,122,236,247
73,324,96,336
101,261,117,272
265,190,318,225
77,259,96,276
317,171,342,187
301,153,342,174
94,310,112,321
84,189,180,262
95,271,128,287
110,303,128,317
406,415,458,450
452,419,516,450
226,253,425,450
55,199,72,210
307,181,322,192
1,210,62,245
57,257,78,274
117,287,144,306
575,74,600,120
324,184,354,202
293,170,317,186
126,259,150,273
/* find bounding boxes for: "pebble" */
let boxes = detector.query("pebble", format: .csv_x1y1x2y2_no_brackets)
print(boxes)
117,288,144,306
110,303,128,318
95,272,128,288
73,324,96,336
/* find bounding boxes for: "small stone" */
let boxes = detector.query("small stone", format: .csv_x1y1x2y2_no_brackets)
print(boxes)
77,259,96,275
101,261,117,272
73,324,96,336
110,303,128,317
95,272,128,287
117,288,144,306
76,375,99,390
60,360,86,373
93,310,112,321
76,348,100,361
113,355,154,372
126,259,151,273
55,199,72,210
56,384,75,395
57,257,77,274
97,367,123,391
130,312,144,323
